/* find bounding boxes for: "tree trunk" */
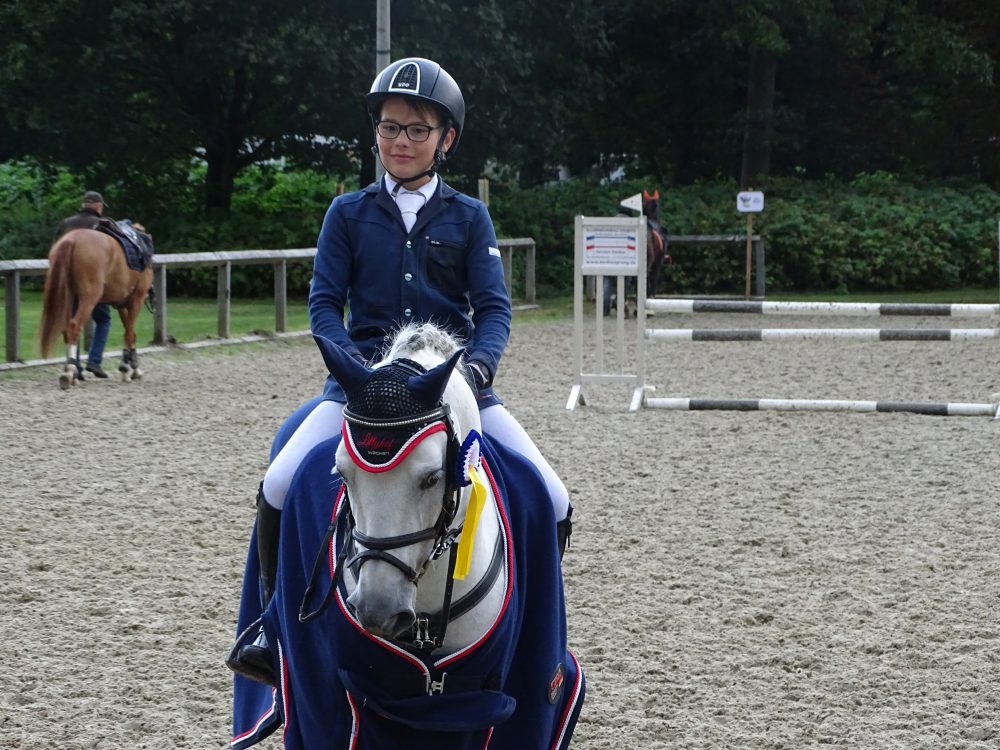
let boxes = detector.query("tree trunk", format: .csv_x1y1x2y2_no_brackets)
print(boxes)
740,48,777,189
204,144,237,213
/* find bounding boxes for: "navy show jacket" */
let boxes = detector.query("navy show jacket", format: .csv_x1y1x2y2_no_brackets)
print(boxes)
310,178,511,399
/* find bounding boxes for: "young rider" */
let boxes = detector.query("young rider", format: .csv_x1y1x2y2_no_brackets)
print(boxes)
230,58,572,683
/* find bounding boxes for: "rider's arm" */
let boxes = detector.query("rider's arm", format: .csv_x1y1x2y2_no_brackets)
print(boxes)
464,201,511,386
309,197,362,359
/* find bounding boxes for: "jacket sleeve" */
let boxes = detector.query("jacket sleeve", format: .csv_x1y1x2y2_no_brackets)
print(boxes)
309,199,362,360
464,202,511,383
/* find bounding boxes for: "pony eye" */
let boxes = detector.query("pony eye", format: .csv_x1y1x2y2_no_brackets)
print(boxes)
419,471,442,491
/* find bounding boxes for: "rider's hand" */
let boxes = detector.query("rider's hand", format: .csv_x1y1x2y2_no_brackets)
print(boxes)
466,359,491,390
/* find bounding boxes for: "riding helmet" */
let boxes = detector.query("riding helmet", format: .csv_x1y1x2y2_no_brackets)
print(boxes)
366,57,466,158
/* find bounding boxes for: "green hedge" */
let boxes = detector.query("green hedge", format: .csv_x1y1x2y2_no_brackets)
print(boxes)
3,160,997,297
489,172,1000,296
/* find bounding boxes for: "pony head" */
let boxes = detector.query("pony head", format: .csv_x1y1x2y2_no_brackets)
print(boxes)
315,326,483,641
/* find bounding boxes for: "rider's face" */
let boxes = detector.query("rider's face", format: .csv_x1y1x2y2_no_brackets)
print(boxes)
376,97,455,185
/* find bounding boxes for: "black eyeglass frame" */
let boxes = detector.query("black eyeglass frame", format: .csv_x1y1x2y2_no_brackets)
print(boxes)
375,120,444,143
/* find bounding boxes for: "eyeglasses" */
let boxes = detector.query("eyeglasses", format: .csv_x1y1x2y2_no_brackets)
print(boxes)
376,120,442,142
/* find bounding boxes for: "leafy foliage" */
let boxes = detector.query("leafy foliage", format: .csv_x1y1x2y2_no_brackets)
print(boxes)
489,174,1000,295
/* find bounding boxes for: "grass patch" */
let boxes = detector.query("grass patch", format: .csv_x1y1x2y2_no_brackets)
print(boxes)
2,290,309,361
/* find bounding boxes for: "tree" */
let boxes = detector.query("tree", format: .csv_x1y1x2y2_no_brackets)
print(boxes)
0,0,373,212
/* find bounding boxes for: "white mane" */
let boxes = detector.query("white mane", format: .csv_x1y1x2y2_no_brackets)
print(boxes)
379,322,466,370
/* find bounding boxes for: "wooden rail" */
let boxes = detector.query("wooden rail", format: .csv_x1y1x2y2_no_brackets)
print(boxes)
0,238,537,364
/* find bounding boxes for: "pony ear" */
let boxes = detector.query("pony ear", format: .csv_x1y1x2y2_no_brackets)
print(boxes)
408,349,464,405
643,189,651,200
652,190,659,200
313,335,373,394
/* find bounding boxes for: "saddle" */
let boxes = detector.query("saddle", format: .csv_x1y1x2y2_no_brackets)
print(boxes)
95,217,155,271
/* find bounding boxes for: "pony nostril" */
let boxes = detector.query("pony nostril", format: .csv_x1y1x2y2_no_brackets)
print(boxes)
382,611,415,639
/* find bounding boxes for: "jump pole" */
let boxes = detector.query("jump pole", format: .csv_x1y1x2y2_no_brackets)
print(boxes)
645,328,999,341
645,397,999,418
646,299,1000,317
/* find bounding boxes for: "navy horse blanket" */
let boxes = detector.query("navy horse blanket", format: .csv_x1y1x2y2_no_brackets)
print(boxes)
231,401,585,749
95,218,154,271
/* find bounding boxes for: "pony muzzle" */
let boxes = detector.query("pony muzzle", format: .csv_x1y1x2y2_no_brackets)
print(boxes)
346,571,417,639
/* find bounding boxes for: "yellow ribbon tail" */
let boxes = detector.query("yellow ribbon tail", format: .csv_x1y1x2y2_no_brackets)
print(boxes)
453,467,487,580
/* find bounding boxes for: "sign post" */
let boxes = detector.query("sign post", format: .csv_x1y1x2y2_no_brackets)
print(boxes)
737,191,764,299
568,214,647,411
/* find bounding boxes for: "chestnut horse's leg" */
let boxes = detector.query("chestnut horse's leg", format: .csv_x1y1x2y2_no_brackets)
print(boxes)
117,292,146,381
60,294,100,389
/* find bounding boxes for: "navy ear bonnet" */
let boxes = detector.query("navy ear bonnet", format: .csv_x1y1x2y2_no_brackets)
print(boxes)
342,359,451,471
345,359,437,419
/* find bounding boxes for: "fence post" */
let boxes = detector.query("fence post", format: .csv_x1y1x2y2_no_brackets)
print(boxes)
501,245,513,299
274,259,288,333
525,241,536,304
754,238,765,298
152,265,168,344
5,271,20,362
217,261,231,338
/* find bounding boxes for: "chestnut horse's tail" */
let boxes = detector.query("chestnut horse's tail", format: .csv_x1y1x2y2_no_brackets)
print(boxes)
38,235,75,358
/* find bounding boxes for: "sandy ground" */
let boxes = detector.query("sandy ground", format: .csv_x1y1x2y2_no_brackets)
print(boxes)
2,311,999,749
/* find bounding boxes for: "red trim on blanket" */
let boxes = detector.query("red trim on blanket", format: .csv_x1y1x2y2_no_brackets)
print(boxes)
434,455,514,670
346,691,361,749
548,650,584,750
230,696,277,746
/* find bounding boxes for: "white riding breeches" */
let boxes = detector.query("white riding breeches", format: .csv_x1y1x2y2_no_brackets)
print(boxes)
261,401,570,522
262,400,345,511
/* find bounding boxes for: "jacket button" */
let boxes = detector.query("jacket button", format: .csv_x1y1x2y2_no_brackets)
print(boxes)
404,273,413,282
404,308,412,317
405,240,412,249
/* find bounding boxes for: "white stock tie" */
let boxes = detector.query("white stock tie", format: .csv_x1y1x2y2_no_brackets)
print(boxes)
395,189,427,233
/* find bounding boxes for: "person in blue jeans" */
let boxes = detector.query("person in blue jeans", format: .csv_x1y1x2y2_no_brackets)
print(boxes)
55,190,112,378
229,57,573,685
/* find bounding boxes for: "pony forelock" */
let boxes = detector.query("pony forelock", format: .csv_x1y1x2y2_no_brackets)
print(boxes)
379,322,465,368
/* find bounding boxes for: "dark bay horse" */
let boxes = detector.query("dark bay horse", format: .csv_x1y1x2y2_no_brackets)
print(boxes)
604,189,671,315
38,228,153,389
642,189,670,297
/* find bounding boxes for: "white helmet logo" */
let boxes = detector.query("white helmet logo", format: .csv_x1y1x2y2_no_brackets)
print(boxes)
388,62,421,93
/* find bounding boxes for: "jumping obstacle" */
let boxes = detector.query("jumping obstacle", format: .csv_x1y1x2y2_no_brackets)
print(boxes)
568,211,1000,417
647,299,1000,317
638,298,1000,418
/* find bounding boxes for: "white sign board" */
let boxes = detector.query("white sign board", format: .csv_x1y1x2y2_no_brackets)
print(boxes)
737,191,765,213
580,218,643,273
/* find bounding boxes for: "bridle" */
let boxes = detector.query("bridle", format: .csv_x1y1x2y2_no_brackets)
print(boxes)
343,404,462,584
299,360,503,654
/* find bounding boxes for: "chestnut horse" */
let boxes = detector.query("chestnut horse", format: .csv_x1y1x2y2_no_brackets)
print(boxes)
38,228,153,389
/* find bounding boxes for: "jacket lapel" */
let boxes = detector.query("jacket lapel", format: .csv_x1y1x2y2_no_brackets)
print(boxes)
408,180,456,238
373,184,406,231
